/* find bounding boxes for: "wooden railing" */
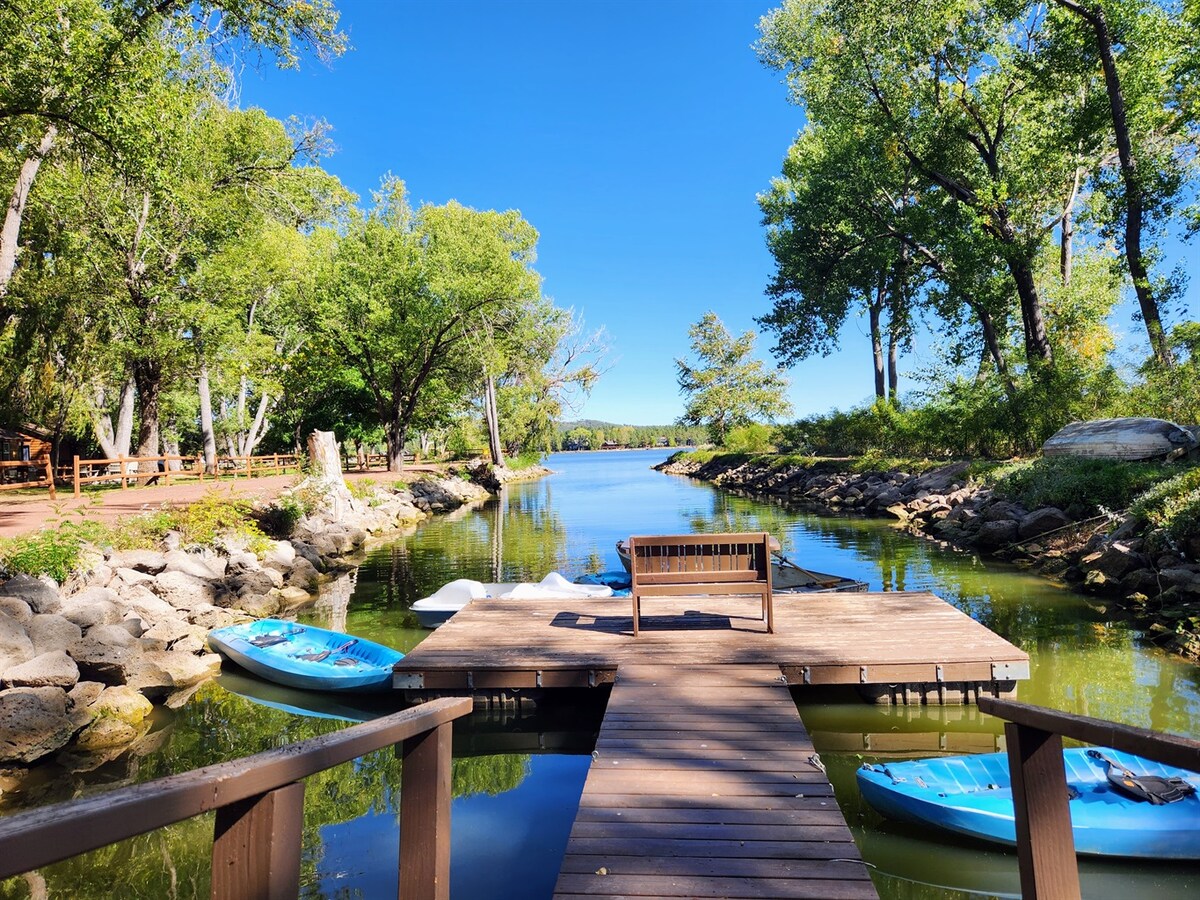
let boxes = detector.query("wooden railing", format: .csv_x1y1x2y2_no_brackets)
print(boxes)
71,453,302,497
977,697,1200,900
0,697,471,899
0,458,55,498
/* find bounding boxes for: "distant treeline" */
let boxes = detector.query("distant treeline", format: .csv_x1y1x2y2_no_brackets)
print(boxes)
555,423,707,451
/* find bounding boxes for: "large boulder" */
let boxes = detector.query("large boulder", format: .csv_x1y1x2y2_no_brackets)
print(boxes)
0,687,82,764
1080,542,1145,581
0,596,32,625
151,570,216,610
0,613,35,673
290,540,326,572
163,549,226,580
115,584,178,623
286,557,320,591
3,651,80,689
27,614,82,655
68,625,143,684
263,540,296,569
1017,507,1074,541
105,549,167,574
126,651,221,699
976,519,1020,549
0,573,61,614
186,604,242,630
59,587,123,630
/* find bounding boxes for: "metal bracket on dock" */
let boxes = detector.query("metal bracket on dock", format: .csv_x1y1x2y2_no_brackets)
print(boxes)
991,661,1030,680
859,666,868,683
535,670,543,688
935,664,944,682
394,673,424,689
801,666,811,685
466,671,474,689
588,670,597,688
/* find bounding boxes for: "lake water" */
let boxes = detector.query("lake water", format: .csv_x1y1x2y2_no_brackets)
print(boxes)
3,448,1199,898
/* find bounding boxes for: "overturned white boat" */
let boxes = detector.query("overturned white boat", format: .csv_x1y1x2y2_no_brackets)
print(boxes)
410,572,613,628
1043,417,1199,461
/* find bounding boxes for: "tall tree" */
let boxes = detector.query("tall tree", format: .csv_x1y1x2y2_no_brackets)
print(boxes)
675,312,792,446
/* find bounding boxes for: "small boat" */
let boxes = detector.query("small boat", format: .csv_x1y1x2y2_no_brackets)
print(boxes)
1042,417,1199,460
207,619,404,692
615,540,868,593
410,572,614,628
857,747,1200,859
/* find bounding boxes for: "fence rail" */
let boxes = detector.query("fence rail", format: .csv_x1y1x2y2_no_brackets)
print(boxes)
977,696,1200,900
0,458,55,497
0,696,472,899
70,453,302,498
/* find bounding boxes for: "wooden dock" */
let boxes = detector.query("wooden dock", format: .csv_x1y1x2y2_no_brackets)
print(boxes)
395,590,1028,899
553,664,877,899
393,590,1029,697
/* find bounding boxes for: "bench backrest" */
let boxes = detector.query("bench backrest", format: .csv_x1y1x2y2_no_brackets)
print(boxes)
628,533,772,588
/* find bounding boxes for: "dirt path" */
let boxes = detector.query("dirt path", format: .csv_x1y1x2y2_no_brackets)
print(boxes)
0,468,441,539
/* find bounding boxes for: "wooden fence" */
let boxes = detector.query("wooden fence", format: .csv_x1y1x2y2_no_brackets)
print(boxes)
0,458,55,498
977,696,1200,900
71,453,302,498
0,697,471,899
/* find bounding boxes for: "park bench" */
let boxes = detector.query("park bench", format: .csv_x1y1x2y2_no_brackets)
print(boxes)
628,532,774,636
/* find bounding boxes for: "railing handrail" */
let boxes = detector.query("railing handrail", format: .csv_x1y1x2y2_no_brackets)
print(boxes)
978,697,1200,769
0,696,472,883
977,696,1200,900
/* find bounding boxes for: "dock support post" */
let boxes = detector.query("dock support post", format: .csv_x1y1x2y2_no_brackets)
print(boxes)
1004,722,1081,900
399,720,453,899
211,781,304,900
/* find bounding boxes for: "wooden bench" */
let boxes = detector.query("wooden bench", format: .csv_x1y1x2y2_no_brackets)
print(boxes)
628,532,774,636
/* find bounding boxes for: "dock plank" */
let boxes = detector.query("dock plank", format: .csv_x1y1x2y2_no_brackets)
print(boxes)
552,664,877,900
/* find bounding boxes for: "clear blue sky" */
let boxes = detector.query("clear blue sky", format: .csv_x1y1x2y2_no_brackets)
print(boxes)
239,0,1197,427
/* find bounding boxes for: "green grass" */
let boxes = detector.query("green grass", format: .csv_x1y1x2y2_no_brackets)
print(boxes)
986,457,1183,516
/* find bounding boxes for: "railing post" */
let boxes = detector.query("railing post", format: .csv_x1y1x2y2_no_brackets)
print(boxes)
197,454,204,483
43,456,55,499
119,456,127,489
211,781,304,900
164,455,172,486
73,456,80,498
398,719,453,900
1004,722,1081,900
246,455,253,478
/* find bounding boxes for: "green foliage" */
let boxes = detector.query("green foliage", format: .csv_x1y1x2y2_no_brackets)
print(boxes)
676,312,792,445
169,493,271,551
723,423,777,454
507,450,544,470
987,457,1176,517
1130,465,1200,546
0,520,108,583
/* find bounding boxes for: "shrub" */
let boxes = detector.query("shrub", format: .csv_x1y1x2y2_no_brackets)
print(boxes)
988,457,1176,516
1130,465,1200,548
0,520,109,583
723,424,775,453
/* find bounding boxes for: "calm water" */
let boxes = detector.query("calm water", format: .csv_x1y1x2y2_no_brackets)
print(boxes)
3,448,1199,898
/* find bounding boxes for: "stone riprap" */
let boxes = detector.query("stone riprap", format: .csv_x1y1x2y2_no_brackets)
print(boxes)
659,455,1200,659
0,472,496,770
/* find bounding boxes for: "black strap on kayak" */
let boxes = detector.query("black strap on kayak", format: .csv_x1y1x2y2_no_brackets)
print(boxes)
1087,749,1197,805
296,638,358,663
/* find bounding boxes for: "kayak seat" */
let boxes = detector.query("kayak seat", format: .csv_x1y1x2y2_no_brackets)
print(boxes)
249,635,291,648
1088,749,1198,805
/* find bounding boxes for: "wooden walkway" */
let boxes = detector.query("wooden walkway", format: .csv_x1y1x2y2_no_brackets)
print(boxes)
394,591,1029,693
553,664,877,899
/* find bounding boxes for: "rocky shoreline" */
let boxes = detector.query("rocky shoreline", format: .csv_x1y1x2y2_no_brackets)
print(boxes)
0,462,544,773
657,455,1200,659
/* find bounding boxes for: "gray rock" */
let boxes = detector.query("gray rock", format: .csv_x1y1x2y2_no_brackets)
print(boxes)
67,680,105,710
229,569,281,597
163,549,227,580
27,614,83,655
88,684,153,724
0,613,35,673
0,686,80,764
1017,507,1073,540
75,715,142,750
106,549,167,573
982,501,1026,523
1080,542,1145,581
976,519,1020,549
113,567,156,586
273,586,312,611
187,604,242,630
4,651,80,689
116,584,178,622
0,596,32,625
127,650,221,698
68,625,143,684
119,615,146,638
263,540,296,568
60,587,123,630
290,541,326,572
286,557,320,591
141,618,193,648
86,563,114,588
151,570,216,609
0,573,61,614
235,593,282,618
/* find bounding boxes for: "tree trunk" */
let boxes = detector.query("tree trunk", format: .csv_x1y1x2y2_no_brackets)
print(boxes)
240,392,271,457
0,124,57,299
1006,254,1054,366
1054,0,1174,366
975,304,1017,398
887,328,899,402
197,364,218,474
132,360,162,468
386,417,407,472
869,287,885,401
307,429,353,521
1060,207,1074,286
483,373,505,466
91,379,134,459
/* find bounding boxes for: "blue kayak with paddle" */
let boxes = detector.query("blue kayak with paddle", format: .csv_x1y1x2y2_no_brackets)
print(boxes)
207,619,403,693
857,747,1200,859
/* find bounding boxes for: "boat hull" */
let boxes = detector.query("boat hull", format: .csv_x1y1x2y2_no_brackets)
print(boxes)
857,748,1200,859
208,619,403,692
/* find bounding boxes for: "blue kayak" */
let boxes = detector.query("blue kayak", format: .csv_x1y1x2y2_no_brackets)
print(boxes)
857,748,1200,859
208,619,403,693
